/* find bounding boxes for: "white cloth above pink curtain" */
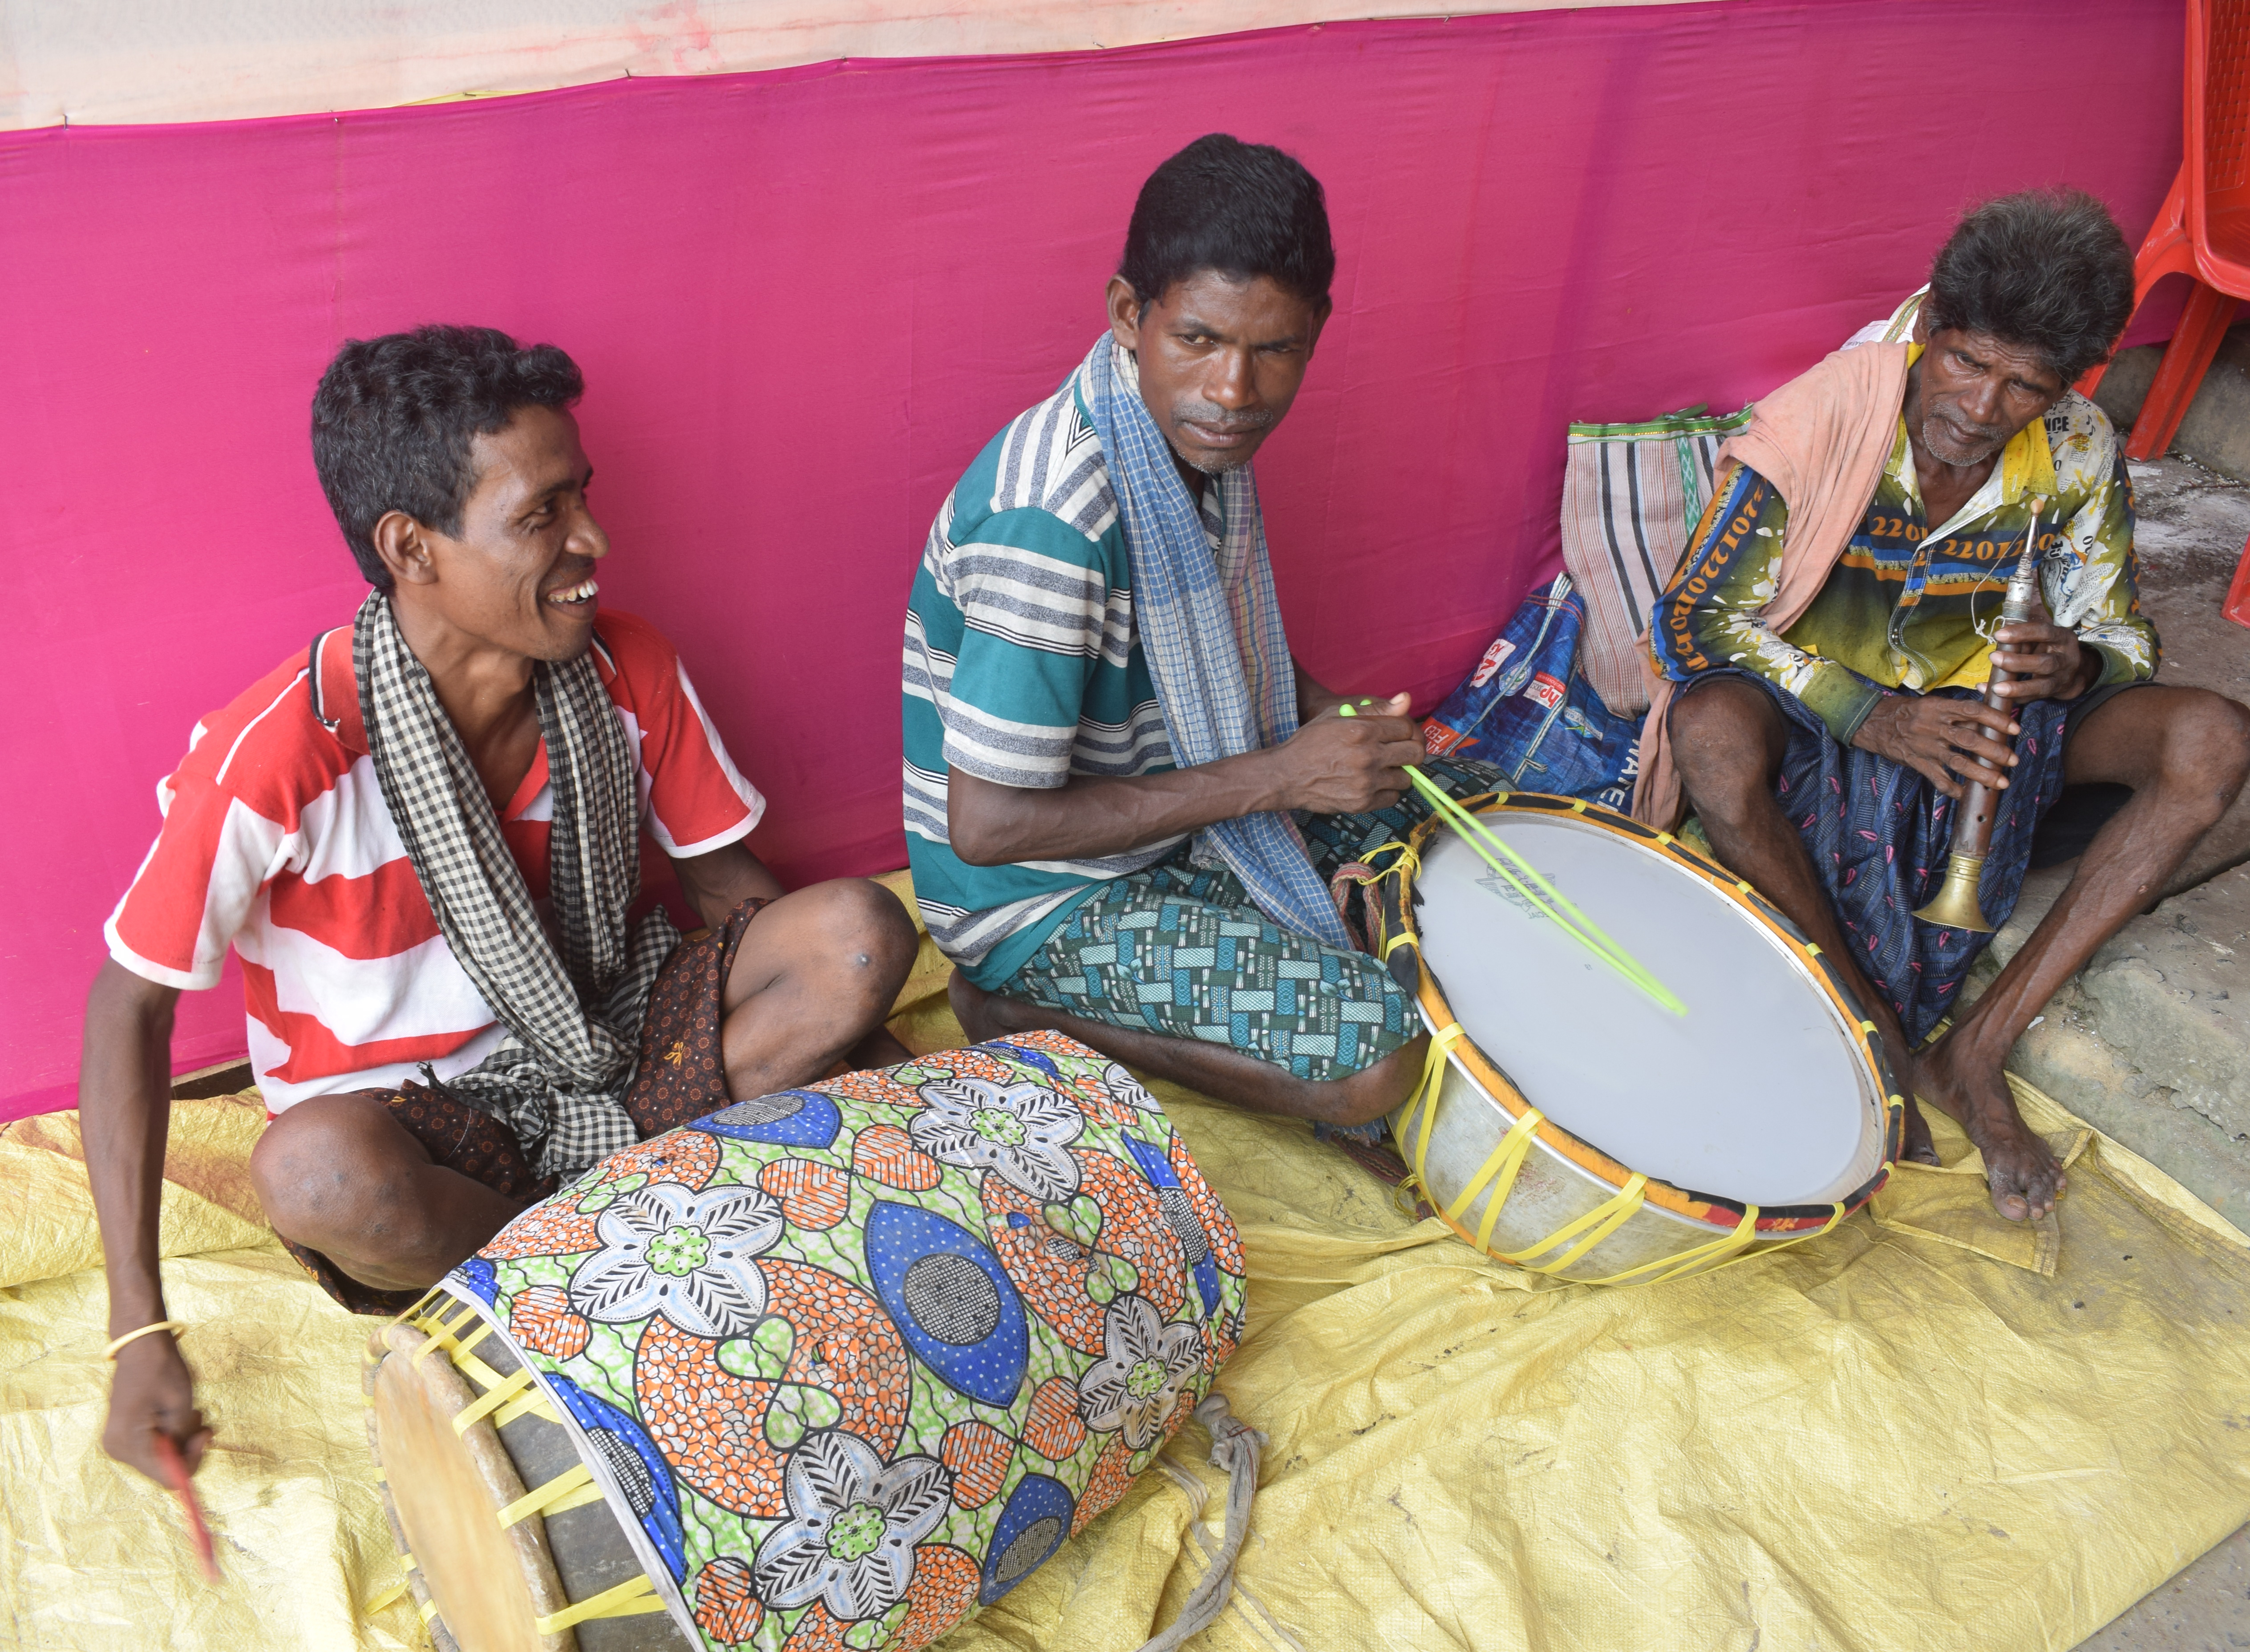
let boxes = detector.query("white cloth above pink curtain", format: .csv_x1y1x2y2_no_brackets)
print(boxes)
1,0,1710,130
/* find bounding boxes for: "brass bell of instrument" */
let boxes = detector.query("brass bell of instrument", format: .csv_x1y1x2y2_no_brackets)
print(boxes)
1912,849,1995,932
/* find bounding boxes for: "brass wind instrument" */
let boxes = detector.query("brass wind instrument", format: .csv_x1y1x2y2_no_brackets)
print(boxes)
1912,496,2048,933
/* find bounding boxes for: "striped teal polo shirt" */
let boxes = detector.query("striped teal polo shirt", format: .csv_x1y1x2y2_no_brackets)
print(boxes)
902,361,1223,988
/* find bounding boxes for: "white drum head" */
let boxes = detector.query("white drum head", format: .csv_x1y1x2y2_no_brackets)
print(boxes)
1414,814,1886,1207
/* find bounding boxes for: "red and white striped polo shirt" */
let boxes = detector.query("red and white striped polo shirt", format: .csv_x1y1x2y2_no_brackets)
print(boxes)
105,610,763,1113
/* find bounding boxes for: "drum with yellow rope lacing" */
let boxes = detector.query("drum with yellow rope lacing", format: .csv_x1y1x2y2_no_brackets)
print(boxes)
359,1034,1259,1652
1360,791,1903,1285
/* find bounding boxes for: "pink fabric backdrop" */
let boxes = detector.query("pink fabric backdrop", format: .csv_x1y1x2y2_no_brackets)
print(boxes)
0,0,2186,1117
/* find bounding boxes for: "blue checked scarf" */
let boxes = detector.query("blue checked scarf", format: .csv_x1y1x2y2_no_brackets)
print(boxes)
1080,336,1352,949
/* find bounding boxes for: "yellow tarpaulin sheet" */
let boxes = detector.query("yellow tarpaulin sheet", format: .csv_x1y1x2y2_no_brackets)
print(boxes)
5,891,2247,1650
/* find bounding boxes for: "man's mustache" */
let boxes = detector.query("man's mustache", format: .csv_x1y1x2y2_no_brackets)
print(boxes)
1926,409,2004,456
1175,403,1275,434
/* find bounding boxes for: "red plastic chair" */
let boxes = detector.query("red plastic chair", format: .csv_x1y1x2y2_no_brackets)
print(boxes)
2082,0,2250,624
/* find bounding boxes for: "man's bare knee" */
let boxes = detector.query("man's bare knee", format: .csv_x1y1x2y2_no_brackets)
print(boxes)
1305,1038,1424,1129
249,1094,427,1253
797,879,919,993
1667,679,1782,821
2156,689,2250,822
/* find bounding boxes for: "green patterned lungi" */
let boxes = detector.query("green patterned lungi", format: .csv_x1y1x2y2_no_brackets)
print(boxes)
1000,757,1502,1082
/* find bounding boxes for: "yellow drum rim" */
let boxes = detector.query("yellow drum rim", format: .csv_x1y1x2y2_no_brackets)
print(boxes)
1368,790,1904,1239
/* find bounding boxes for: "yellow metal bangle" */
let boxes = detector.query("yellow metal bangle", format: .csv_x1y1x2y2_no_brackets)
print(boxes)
103,1320,187,1360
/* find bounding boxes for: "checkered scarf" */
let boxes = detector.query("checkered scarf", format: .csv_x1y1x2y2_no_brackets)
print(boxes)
352,591,677,1177
1080,336,1351,947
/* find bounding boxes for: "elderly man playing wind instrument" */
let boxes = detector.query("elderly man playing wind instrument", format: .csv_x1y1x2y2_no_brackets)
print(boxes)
86,326,918,1490
1642,190,2250,1224
902,134,1502,1128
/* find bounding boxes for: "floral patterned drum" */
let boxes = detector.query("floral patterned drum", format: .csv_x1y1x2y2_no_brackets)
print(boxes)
365,1032,1249,1652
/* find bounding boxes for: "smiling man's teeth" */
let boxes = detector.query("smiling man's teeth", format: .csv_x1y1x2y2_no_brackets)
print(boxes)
549,577,599,605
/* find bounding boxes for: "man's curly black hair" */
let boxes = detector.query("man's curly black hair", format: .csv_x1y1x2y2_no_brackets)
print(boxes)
311,325,583,589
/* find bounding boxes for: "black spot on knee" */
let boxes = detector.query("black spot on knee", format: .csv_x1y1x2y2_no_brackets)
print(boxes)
812,880,917,988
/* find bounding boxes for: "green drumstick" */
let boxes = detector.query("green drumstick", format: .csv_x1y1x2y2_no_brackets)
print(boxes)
1339,702,1686,1016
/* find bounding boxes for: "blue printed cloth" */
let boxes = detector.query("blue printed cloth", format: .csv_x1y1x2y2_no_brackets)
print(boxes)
1696,668,2072,1042
1420,573,1644,810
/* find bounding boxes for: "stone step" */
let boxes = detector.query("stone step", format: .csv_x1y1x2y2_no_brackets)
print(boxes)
2098,316,2250,487
2112,457,2250,895
1971,858,2250,1233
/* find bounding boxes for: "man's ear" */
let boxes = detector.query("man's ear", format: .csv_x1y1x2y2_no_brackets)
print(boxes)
1105,275,1145,352
370,510,439,587
1306,296,1335,357
1910,304,1929,345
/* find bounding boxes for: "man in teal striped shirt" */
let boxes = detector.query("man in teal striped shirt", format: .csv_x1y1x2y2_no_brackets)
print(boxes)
901,134,1495,1129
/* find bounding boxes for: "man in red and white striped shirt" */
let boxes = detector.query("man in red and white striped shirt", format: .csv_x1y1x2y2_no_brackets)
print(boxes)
85,327,918,1490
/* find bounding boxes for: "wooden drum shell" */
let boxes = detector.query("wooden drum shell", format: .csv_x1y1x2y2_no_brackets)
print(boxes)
364,1306,692,1652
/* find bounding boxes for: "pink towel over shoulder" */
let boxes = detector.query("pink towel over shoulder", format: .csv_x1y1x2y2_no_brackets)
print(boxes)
1630,341,1911,829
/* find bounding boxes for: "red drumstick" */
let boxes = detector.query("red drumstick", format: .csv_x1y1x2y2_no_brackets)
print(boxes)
150,1431,221,1582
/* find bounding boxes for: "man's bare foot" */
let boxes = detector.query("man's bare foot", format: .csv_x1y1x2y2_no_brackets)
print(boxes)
1915,1030,2064,1221
1863,1004,1939,1166
1898,1092,1941,1166
948,971,1028,1044
844,1027,913,1071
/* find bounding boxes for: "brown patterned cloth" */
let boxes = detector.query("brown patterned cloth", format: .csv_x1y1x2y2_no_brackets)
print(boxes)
280,895,767,1314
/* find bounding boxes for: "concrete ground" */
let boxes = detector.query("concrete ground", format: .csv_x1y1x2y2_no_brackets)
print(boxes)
1968,453,2250,1652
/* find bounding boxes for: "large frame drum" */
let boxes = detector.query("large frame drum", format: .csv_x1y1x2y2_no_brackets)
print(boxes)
1367,793,1903,1284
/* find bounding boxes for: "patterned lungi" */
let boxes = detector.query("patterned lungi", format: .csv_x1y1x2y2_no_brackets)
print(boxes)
281,895,768,1314
999,757,1502,1083
1681,668,2141,1044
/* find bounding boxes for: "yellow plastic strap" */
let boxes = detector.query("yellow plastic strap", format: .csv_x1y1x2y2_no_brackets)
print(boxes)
1580,1204,1762,1287
1681,1202,1848,1284
1470,1109,1548,1253
1364,838,1418,877
1381,930,1419,958
414,1302,476,1366
1613,1200,1849,1291
451,1319,493,1360
386,1286,444,1330
494,1387,556,1430
1441,1106,1546,1253
1407,1024,1466,1186
419,1598,439,1624
499,1463,605,1529
1501,1174,1648,1274
453,1351,507,1393
534,1574,666,1635
363,1579,411,1615
452,1367,534,1435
